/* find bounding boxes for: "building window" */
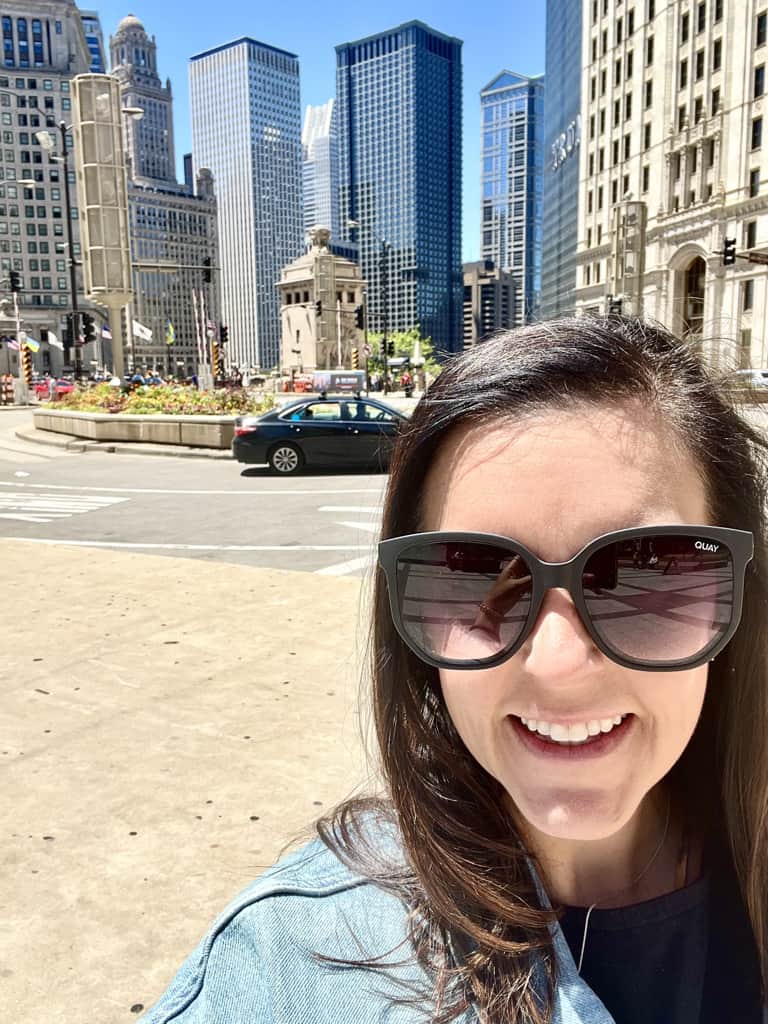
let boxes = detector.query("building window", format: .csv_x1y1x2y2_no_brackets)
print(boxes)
599,147,605,170
648,0,655,17
591,75,597,101
595,261,601,283
617,18,623,44
615,58,622,86
706,139,716,166
642,164,650,191
681,12,690,42
673,153,681,180
696,49,705,80
613,139,620,164
592,37,598,61
614,98,621,126
588,189,594,213
624,134,631,158
679,105,687,130
589,153,595,175
598,185,604,209
746,220,757,248
713,38,722,70
743,279,754,311
711,86,720,113
612,179,618,204
626,51,634,77
714,0,722,21
585,265,591,286
646,36,654,65
600,108,606,133
602,29,608,54
750,167,760,196
697,2,707,33
625,93,632,119
628,8,635,32
680,59,688,88
601,68,607,95
752,116,763,149
644,122,652,149
694,97,704,123
758,11,768,46
645,79,653,107
587,227,592,247
590,113,596,139
756,65,765,97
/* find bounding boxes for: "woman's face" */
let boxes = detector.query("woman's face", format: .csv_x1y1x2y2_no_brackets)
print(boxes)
422,404,711,842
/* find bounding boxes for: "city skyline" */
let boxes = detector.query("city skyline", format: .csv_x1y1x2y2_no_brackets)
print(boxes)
91,0,546,264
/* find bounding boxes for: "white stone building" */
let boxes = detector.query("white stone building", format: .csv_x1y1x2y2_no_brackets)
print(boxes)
575,0,768,368
278,227,365,372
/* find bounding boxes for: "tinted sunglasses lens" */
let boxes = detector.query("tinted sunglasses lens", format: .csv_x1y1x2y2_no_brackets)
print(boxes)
394,541,533,663
582,534,734,663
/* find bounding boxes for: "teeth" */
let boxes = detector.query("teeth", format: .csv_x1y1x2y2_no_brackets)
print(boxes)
517,714,628,745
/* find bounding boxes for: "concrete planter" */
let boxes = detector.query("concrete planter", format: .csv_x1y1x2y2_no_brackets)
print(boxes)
33,409,236,449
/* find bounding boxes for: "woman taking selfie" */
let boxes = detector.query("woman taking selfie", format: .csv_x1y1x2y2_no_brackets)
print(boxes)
143,317,767,1023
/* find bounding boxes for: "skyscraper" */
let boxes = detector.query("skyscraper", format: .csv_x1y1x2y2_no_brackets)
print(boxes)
80,10,106,73
0,0,91,376
337,21,463,355
540,0,582,319
110,14,175,185
480,72,545,324
190,38,302,371
110,15,220,375
302,100,340,241
576,0,768,370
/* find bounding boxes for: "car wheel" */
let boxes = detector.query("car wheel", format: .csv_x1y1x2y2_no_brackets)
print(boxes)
268,442,304,475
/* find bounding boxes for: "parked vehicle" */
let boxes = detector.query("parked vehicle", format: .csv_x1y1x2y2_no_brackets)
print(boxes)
34,378,75,398
232,395,408,474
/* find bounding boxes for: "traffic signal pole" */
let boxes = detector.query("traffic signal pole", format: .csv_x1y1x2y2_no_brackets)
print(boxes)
59,120,81,381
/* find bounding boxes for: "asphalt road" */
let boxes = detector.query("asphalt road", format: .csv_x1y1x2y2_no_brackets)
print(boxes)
0,409,387,577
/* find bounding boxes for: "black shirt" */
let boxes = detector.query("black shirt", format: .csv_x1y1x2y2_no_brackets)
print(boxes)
559,843,763,1024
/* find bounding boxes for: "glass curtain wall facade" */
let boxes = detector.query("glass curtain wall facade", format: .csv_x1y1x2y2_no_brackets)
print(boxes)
337,21,463,354
80,11,106,74
540,0,582,319
190,38,302,371
302,100,340,241
480,72,544,324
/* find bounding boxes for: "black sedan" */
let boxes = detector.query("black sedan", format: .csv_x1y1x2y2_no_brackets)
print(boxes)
232,395,409,474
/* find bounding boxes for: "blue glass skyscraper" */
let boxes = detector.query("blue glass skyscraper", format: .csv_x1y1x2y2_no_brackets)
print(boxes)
480,72,544,324
540,0,582,318
337,21,463,355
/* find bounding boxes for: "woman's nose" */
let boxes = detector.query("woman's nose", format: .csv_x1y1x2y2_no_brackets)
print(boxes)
518,589,602,680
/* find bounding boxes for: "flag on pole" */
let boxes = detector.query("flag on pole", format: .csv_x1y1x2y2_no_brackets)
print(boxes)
6,338,19,350
132,319,153,341
102,324,112,340
24,336,40,353
47,331,63,351
165,320,176,346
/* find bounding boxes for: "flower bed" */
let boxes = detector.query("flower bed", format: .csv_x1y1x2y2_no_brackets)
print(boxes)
48,383,274,417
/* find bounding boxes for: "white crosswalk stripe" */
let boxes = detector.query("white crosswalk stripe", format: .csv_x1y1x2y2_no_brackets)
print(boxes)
315,503,382,576
0,491,128,523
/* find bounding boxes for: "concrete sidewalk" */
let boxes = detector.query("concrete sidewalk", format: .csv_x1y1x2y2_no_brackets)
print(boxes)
1,540,375,1022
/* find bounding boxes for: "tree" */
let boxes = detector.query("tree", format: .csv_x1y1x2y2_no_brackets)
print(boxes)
367,326,441,378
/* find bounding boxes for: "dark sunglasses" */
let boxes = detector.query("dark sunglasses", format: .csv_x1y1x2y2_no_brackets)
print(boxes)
378,526,754,671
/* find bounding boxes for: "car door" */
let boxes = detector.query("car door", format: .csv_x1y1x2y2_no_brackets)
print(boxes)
341,400,384,464
358,402,401,466
288,402,347,464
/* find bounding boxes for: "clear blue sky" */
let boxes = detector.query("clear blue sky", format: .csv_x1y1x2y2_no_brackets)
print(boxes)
96,1,546,262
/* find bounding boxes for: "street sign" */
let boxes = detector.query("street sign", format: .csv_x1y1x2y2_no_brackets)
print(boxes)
362,343,372,357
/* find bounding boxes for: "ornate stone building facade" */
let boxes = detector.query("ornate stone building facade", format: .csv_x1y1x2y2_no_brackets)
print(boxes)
575,0,768,368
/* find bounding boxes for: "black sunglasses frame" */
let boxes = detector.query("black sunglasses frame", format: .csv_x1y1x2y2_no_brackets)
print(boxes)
378,525,754,672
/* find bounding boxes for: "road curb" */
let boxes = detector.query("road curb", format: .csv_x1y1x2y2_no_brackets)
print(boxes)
14,425,234,459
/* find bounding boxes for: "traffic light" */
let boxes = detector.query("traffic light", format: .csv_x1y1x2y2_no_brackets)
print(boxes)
21,345,32,387
354,305,364,329
219,324,229,345
723,237,737,266
386,340,394,356
314,300,322,316
82,312,97,345
203,256,212,283
351,347,359,369
9,269,20,292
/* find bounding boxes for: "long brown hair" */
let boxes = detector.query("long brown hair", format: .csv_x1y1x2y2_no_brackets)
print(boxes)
316,316,768,1022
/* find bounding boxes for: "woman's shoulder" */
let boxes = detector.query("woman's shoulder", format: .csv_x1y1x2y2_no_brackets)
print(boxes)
139,808,426,1024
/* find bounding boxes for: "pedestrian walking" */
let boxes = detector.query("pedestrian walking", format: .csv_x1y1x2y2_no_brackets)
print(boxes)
140,316,767,1024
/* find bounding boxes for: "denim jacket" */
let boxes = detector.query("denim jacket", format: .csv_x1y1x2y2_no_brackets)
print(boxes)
140,825,767,1024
